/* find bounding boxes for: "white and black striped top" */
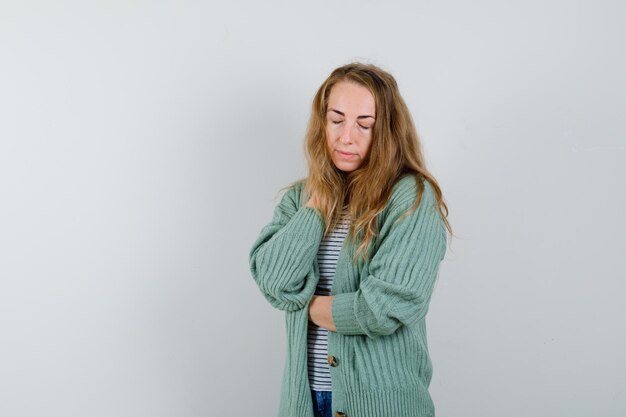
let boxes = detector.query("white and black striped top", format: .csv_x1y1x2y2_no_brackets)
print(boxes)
308,212,350,391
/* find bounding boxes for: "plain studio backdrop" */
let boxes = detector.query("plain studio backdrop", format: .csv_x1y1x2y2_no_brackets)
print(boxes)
1,1,625,416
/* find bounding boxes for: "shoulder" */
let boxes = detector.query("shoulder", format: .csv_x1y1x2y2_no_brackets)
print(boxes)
373,174,445,252
387,174,437,213
274,178,306,214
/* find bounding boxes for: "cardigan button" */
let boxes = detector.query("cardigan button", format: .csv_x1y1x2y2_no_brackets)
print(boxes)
334,412,346,417
327,354,338,367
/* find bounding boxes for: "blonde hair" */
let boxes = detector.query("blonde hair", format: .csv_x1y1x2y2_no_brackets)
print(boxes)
286,62,453,263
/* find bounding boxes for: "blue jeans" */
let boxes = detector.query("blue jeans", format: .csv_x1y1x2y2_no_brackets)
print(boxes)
311,389,332,417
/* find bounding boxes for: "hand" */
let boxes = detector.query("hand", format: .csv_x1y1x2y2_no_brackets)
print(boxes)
305,190,319,209
308,295,336,331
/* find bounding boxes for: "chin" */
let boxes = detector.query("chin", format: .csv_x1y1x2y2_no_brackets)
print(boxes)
333,161,360,172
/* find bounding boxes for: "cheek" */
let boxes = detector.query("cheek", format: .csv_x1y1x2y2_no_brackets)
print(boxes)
325,127,335,146
326,124,337,138
361,136,373,156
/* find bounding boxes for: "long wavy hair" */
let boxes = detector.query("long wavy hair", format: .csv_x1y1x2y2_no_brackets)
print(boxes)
284,62,453,263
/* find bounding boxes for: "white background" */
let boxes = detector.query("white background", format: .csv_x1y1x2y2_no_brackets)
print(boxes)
1,1,625,416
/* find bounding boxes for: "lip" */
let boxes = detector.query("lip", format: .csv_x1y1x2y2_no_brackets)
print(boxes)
337,150,357,159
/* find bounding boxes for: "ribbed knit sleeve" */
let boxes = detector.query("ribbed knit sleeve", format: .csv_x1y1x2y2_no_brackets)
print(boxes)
249,185,325,311
331,179,447,338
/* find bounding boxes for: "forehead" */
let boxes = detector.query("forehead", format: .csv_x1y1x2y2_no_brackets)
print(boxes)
327,81,376,114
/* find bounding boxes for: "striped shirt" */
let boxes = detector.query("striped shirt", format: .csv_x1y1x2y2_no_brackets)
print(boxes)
308,212,350,391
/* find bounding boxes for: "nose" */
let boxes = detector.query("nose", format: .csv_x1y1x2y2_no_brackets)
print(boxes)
340,123,353,144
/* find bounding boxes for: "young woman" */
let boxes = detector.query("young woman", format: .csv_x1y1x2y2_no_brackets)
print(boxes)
249,62,452,417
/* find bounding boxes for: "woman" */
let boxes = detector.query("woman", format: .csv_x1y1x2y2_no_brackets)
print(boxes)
249,62,452,417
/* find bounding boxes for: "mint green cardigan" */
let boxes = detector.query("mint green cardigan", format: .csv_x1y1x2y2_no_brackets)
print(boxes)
249,174,447,417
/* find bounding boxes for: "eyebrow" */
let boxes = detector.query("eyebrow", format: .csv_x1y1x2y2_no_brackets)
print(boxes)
328,108,375,120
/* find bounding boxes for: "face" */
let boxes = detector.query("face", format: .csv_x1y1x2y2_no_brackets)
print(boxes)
325,81,376,172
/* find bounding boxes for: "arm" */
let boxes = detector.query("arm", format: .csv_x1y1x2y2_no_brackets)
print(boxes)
249,185,325,311
331,180,447,338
